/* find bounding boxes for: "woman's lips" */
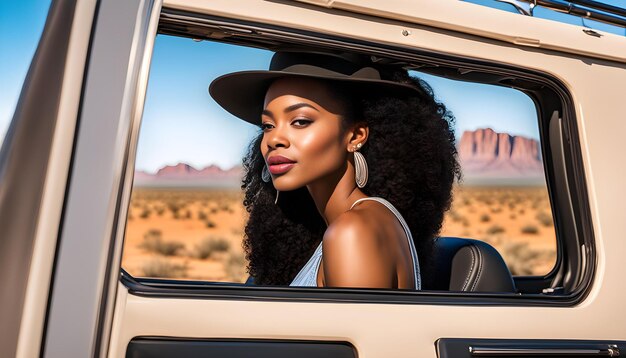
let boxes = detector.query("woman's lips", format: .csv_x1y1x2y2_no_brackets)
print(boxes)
267,155,296,175
269,162,295,174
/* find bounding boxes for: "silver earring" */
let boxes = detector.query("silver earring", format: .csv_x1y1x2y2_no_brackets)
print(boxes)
274,190,279,204
353,143,368,188
261,165,271,183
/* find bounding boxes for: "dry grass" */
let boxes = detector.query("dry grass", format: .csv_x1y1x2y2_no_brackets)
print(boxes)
124,186,557,281
138,229,185,256
192,236,231,259
226,253,247,283
141,258,188,278
123,188,247,282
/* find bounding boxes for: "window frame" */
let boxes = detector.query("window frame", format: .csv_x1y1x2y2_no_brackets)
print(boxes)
118,7,595,307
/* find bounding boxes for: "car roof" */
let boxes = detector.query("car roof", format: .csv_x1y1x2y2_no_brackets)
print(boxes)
163,0,626,63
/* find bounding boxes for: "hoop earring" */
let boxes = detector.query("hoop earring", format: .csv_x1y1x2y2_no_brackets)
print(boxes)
261,165,271,183
274,190,280,205
353,143,368,188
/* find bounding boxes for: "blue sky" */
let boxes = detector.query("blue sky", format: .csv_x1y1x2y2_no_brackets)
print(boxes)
136,36,539,173
2,0,624,173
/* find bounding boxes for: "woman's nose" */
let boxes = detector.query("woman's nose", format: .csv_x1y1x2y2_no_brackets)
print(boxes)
266,125,289,148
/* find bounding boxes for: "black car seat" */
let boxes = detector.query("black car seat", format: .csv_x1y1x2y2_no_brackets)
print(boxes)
424,236,516,292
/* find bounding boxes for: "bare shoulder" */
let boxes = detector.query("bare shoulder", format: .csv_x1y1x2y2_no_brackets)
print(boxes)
324,209,378,245
321,206,394,288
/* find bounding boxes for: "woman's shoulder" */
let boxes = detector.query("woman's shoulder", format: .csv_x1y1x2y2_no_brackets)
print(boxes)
323,199,395,247
324,208,376,243
321,201,396,286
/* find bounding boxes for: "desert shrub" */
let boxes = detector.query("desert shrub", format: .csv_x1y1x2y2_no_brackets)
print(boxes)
521,225,539,235
185,210,192,219
225,253,246,282
139,230,184,256
448,210,464,223
198,211,208,221
480,214,490,222
192,236,230,259
509,213,516,219
536,211,554,227
205,220,216,228
144,228,161,237
168,203,181,216
490,207,502,213
141,259,188,278
531,200,542,209
502,242,554,276
486,225,505,234
139,208,151,219
155,206,165,216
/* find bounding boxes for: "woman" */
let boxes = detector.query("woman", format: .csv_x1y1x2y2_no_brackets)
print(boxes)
209,51,460,289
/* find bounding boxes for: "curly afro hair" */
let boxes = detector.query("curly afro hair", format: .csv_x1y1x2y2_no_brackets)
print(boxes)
240,70,461,286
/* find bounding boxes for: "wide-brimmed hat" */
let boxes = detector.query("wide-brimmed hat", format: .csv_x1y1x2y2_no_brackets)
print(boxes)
208,51,421,124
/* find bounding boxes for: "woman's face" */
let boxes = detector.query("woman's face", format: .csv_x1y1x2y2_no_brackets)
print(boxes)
260,77,353,191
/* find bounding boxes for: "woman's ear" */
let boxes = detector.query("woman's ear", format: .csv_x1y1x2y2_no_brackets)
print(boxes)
347,122,369,151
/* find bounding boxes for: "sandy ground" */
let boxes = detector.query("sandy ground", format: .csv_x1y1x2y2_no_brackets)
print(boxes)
441,186,556,275
121,186,556,282
121,189,247,282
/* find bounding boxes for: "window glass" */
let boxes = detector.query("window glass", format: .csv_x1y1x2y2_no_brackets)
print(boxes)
0,1,52,147
122,34,556,283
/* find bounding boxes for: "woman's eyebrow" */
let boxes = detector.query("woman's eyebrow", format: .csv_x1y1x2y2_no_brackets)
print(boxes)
284,103,320,113
261,109,274,118
262,103,320,118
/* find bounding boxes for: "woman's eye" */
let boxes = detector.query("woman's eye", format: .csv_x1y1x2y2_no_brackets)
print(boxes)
260,123,274,131
292,118,312,127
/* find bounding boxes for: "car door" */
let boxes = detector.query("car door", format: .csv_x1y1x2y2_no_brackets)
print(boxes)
5,0,626,357
0,0,100,357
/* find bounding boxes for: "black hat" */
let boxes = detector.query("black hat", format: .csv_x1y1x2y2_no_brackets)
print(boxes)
208,51,421,124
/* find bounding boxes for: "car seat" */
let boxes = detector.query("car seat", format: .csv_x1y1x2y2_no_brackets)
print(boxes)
424,236,517,292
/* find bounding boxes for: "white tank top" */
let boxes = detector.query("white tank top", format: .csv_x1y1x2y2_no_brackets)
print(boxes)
289,197,422,289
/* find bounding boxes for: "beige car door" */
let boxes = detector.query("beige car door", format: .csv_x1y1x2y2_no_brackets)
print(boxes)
29,0,626,357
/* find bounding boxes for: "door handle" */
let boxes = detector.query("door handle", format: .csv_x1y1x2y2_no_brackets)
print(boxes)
469,344,620,357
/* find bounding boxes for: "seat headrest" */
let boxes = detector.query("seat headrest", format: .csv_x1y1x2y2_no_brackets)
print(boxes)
425,237,517,293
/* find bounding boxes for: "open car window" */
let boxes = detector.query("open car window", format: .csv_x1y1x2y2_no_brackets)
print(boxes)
121,33,556,287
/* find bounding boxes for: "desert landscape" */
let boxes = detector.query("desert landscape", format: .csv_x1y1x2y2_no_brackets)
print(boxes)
121,127,556,282
121,185,556,282
122,188,248,282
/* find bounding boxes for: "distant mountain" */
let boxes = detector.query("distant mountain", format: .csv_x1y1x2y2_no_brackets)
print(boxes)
134,128,546,188
134,163,243,188
457,128,545,185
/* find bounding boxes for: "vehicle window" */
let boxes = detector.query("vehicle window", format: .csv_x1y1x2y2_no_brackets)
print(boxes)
121,33,556,284
422,73,557,276
0,1,52,148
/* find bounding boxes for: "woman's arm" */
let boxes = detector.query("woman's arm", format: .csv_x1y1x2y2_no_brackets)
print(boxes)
322,212,395,288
